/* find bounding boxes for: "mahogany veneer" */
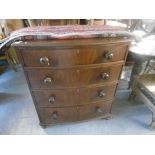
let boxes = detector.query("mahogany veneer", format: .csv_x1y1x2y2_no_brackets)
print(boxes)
12,38,131,128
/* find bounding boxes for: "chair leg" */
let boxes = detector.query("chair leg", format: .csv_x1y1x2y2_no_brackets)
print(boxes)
128,78,138,101
143,60,151,74
150,112,155,129
128,90,137,101
128,60,143,89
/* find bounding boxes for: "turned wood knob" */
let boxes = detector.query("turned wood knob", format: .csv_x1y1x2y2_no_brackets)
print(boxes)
99,91,106,97
48,96,55,104
39,57,50,66
101,73,109,80
44,77,52,84
104,52,114,60
51,112,58,120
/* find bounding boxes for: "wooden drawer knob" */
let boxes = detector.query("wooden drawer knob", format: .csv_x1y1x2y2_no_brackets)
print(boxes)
48,96,55,104
39,57,50,66
99,91,106,97
44,77,52,84
51,112,58,120
104,52,114,60
101,73,109,80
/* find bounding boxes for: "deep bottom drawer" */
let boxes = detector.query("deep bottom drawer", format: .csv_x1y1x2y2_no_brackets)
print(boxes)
38,100,112,125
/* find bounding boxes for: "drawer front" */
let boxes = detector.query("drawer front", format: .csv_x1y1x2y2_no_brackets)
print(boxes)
78,84,117,104
78,100,112,121
21,45,127,67
38,107,78,124
32,84,117,107
38,100,112,124
32,89,78,107
26,64,122,89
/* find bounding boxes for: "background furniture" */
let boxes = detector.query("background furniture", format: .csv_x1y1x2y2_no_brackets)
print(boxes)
129,74,155,128
26,19,81,26
0,20,22,73
128,36,155,88
0,48,18,72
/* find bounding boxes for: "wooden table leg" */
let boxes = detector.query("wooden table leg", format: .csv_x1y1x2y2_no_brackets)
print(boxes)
128,60,144,89
128,58,145,101
150,112,155,129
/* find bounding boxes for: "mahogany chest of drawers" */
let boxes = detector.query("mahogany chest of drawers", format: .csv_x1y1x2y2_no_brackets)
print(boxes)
12,38,131,128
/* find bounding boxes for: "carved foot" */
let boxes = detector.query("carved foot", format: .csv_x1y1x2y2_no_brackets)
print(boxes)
104,116,112,120
101,114,112,120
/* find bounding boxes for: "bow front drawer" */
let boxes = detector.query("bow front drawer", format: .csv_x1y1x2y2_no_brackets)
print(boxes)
20,44,128,67
25,64,122,89
38,100,112,125
32,84,117,107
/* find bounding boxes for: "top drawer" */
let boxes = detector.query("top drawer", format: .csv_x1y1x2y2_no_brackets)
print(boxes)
20,44,128,67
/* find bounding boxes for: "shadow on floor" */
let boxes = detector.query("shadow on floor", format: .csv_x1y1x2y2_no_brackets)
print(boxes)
0,92,24,104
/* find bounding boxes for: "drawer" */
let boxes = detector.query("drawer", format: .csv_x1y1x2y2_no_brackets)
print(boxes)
78,100,112,121
32,84,117,107
20,45,127,67
32,89,78,107
26,64,122,89
78,84,117,104
38,100,112,125
38,107,78,124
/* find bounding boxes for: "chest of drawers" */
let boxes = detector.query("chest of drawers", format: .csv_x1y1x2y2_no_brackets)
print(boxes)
12,37,131,128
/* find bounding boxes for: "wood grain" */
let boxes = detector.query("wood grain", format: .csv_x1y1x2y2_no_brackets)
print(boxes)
12,37,131,127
